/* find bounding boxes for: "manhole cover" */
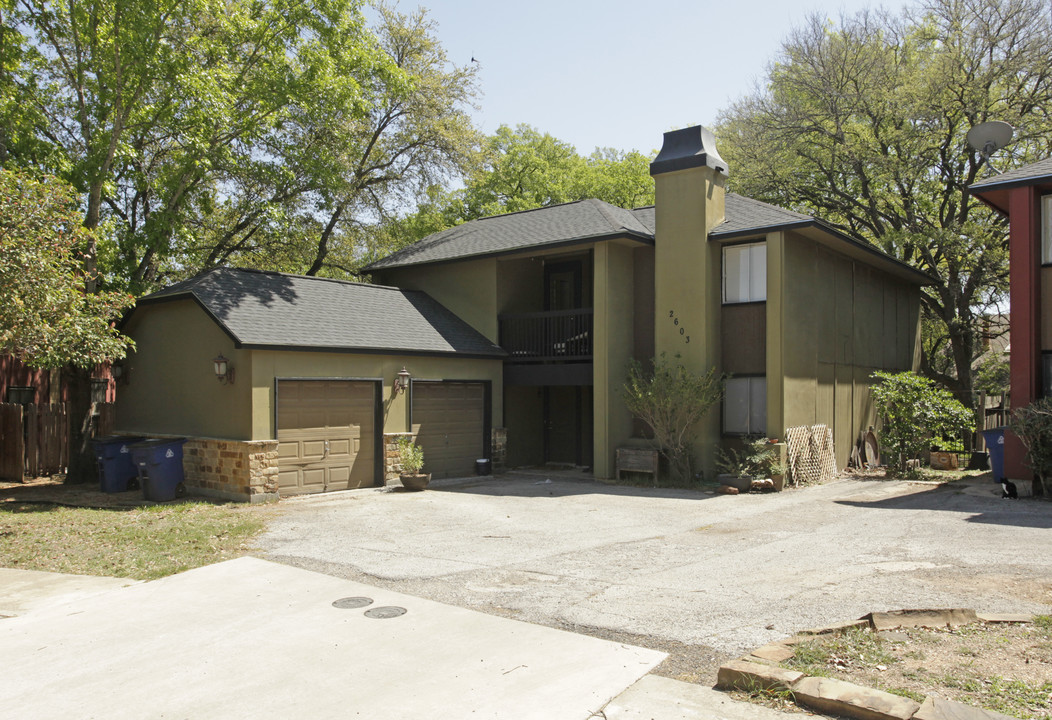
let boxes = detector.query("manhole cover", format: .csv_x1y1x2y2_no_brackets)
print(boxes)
365,606,407,619
332,596,373,609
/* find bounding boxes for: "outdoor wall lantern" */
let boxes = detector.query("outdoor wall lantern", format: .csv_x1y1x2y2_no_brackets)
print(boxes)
213,353,235,385
394,366,411,395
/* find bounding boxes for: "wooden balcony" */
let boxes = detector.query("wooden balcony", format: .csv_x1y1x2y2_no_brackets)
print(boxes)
499,309,593,363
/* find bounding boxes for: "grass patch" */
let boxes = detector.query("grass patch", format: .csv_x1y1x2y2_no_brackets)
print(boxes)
786,626,896,676
0,501,268,580
780,621,1052,719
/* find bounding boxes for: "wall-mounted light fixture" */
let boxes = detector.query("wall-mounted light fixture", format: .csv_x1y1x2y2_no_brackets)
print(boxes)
394,366,411,395
213,353,235,384
111,360,126,385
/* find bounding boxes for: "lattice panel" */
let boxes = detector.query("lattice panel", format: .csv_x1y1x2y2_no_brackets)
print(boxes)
785,424,838,486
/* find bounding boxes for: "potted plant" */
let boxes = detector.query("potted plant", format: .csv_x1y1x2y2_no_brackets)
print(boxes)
716,437,777,491
397,435,429,491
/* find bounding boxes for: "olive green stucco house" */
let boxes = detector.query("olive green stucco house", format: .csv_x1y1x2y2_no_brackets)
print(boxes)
116,125,927,501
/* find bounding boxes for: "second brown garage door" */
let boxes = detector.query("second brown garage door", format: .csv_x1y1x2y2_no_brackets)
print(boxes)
412,382,486,480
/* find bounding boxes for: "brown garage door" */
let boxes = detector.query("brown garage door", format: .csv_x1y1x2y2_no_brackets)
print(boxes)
276,380,376,495
412,382,486,480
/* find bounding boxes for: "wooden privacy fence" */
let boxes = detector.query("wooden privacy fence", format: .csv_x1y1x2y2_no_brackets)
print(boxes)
0,402,114,481
0,403,70,480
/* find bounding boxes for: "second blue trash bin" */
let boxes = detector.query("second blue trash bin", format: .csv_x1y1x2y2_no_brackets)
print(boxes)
980,427,1006,482
129,438,187,502
91,436,144,493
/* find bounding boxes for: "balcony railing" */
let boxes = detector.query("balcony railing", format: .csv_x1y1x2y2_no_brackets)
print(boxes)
499,309,593,362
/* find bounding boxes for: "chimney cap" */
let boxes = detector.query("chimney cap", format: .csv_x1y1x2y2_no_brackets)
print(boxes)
650,125,728,177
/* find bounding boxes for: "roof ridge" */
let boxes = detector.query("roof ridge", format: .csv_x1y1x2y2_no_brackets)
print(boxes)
589,198,646,234
202,266,406,293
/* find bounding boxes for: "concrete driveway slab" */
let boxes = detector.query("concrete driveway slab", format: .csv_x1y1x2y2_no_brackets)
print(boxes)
604,675,796,719
259,473,1052,662
0,567,138,617
0,557,665,720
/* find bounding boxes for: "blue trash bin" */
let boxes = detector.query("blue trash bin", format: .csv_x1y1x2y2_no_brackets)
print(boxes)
980,427,1006,482
91,436,144,493
129,439,187,502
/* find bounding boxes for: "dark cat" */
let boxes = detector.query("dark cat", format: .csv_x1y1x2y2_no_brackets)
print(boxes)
1001,479,1018,499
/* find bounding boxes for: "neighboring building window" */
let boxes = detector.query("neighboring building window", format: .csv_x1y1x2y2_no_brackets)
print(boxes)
5,386,34,405
723,376,767,434
90,379,108,405
723,242,766,303
1043,352,1052,398
1043,195,1052,265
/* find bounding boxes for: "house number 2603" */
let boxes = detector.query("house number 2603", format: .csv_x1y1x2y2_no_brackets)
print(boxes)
668,310,690,344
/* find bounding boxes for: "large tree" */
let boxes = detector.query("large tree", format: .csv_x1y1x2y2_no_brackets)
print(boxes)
4,0,394,291
715,0,1052,407
173,4,483,279
0,169,132,367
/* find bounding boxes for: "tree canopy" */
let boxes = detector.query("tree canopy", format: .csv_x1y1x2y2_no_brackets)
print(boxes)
363,124,656,264
715,0,1052,405
1,0,483,290
0,169,132,368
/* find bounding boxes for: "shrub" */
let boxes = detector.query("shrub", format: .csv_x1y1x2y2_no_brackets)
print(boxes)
1009,398,1052,497
622,353,724,485
717,436,777,478
870,371,973,475
396,436,425,475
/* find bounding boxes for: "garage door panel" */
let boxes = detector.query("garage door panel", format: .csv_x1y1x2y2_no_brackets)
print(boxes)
413,383,485,480
301,468,326,490
277,380,376,495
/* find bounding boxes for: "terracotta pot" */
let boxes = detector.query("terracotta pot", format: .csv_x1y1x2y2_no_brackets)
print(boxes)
400,473,431,491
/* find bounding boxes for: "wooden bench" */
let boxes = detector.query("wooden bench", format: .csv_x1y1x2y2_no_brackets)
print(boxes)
616,447,659,483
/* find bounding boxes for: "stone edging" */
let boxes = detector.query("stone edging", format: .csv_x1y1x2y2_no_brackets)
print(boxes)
716,609,1034,720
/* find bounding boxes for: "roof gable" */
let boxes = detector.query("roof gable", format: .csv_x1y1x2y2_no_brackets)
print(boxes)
136,268,505,358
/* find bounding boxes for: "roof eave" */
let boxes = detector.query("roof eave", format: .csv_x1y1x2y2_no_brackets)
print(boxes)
711,219,934,285
235,342,507,360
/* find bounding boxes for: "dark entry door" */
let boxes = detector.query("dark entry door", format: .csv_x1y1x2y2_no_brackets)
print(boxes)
544,261,582,311
545,386,580,465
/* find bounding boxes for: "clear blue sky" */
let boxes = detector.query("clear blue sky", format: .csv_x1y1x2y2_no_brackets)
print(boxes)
411,0,914,155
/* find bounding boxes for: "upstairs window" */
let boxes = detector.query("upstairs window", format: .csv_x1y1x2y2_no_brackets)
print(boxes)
723,242,766,303
1043,195,1052,265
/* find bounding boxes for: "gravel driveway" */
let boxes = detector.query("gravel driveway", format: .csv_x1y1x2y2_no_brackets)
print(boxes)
256,471,1052,681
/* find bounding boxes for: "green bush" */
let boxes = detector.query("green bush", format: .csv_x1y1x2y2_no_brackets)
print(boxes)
870,371,973,475
396,435,425,475
1009,398,1052,496
717,436,777,478
622,353,724,485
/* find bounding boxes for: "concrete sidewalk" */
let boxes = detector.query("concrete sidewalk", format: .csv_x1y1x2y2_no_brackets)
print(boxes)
0,558,668,719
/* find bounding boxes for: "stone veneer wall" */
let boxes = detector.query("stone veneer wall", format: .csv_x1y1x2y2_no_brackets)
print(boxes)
179,437,279,503
382,432,415,483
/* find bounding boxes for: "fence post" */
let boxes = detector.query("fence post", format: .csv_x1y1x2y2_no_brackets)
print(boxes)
0,403,24,481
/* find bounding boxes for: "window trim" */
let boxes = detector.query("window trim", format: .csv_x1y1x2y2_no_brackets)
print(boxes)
1042,194,1052,267
722,240,767,305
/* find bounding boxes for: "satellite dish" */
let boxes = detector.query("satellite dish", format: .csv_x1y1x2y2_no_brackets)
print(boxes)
967,121,1014,159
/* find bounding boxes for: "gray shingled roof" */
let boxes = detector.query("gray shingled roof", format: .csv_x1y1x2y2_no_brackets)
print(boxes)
628,194,814,237
370,194,822,272
365,198,653,271
971,157,1052,190
136,267,505,358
